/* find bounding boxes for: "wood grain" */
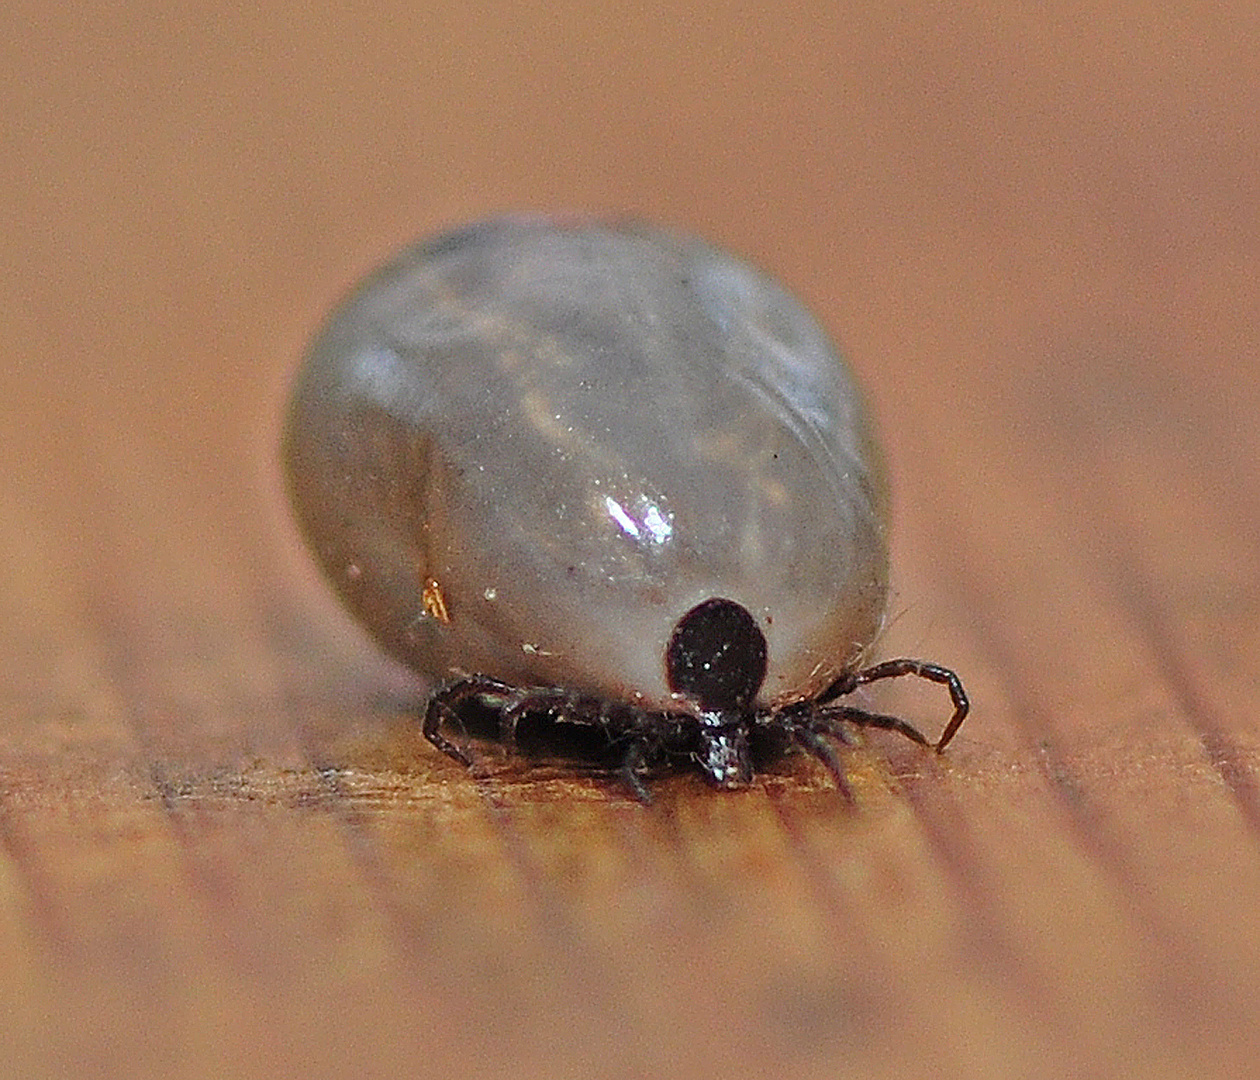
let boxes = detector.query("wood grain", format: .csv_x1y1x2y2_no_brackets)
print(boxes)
4,4,1259,1077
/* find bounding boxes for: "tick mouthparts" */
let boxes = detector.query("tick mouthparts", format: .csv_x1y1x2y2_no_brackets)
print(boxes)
697,726,754,788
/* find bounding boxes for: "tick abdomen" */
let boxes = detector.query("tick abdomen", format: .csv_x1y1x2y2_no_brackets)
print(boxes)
285,216,889,710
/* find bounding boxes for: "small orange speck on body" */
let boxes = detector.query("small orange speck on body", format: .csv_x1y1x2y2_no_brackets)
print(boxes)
422,577,451,624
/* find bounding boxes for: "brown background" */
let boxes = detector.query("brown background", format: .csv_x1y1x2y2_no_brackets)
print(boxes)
4,4,1260,1078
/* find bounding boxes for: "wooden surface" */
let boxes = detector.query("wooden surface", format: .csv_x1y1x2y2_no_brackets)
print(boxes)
4,5,1260,1077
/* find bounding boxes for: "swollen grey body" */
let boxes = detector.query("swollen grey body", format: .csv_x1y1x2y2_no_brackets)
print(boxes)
284,216,889,711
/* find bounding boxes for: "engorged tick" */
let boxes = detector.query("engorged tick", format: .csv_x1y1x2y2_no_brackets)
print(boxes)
283,214,969,800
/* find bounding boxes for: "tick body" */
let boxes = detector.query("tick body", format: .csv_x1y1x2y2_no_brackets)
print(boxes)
284,215,967,798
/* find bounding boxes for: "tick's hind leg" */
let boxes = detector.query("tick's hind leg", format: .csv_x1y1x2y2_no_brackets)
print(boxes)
819,658,970,752
585,701,661,803
423,675,520,767
783,704,928,799
617,738,654,803
789,726,855,802
817,704,933,749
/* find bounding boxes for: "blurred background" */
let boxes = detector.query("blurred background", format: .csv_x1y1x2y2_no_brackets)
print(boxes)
3,3,1259,1077
6,3,1257,698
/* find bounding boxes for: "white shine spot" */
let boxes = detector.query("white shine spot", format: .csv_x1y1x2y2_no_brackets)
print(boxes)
604,496,674,546
604,496,640,538
640,501,673,543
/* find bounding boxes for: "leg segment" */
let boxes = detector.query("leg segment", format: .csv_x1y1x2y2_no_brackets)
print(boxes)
789,726,854,802
819,659,969,752
422,675,520,766
817,704,932,748
618,738,653,804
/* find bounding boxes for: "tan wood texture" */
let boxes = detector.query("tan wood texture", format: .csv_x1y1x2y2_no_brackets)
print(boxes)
4,5,1258,1077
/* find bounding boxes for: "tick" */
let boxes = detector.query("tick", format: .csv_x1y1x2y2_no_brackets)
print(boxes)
284,214,968,800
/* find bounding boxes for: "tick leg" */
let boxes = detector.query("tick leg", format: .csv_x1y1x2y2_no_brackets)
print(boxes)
816,716,861,746
423,675,519,767
790,727,854,802
820,658,970,753
499,694,538,747
818,705,932,748
495,685,599,746
618,739,653,804
423,692,475,766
